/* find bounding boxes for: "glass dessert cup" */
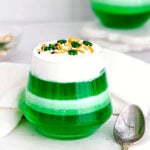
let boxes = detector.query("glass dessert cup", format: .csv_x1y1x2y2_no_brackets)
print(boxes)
21,38,112,139
90,0,150,29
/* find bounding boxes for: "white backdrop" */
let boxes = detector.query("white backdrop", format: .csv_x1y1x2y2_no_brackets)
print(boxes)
0,0,94,22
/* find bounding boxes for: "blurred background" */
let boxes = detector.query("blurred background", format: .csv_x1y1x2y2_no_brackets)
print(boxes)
0,0,96,63
0,0,94,23
0,0,149,63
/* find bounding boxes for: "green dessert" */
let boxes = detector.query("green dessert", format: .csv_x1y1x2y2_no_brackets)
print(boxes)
91,0,150,29
21,37,112,139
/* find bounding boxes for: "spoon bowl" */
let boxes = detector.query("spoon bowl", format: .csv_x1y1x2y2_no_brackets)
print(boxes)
114,104,145,149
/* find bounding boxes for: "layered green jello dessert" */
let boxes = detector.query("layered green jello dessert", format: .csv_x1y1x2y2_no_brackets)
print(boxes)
91,0,150,29
22,37,112,139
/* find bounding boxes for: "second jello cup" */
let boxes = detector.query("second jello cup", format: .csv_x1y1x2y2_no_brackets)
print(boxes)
90,0,150,29
22,37,112,139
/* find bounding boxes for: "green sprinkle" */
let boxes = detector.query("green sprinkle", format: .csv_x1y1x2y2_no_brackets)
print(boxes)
44,46,50,51
48,44,58,50
68,49,78,55
71,41,81,48
51,45,57,50
48,44,53,49
83,41,92,46
52,46,57,50
57,39,67,44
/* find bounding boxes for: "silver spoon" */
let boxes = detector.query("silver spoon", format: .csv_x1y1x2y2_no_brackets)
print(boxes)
113,104,145,150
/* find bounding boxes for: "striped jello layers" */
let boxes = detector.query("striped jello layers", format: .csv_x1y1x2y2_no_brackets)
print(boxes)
25,38,110,116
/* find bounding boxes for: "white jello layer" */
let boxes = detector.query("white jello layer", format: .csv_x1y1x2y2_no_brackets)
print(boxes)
26,89,110,115
31,40,104,82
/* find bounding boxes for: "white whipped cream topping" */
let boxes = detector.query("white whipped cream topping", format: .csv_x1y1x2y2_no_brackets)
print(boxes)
30,40,104,82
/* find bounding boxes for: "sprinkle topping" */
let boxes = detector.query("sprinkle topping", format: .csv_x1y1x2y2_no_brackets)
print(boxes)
68,49,78,55
71,41,81,48
37,37,94,56
83,41,93,46
57,39,67,44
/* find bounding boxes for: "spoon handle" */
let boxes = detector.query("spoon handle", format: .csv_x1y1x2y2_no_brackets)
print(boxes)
122,144,130,150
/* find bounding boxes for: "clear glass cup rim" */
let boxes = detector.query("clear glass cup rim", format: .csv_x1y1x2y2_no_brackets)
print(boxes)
90,0,150,5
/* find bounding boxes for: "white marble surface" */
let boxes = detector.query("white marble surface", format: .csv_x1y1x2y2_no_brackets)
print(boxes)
81,21,150,53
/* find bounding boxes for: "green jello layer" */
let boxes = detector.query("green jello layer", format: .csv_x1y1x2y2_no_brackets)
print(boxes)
27,69,108,100
23,102,112,127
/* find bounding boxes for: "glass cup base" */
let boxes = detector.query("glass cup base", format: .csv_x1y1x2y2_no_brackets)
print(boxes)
19,90,112,140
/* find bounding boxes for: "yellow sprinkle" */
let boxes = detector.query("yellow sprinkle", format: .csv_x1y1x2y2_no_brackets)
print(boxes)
42,43,47,47
65,42,72,49
68,37,75,43
41,43,47,51
89,46,94,53
55,50,65,54
64,49,68,52
77,49,85,53
57,43,63,50
84,45,90,50
77,38,82,44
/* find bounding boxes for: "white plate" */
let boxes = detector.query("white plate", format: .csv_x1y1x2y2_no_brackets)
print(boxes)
0,49,150,149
